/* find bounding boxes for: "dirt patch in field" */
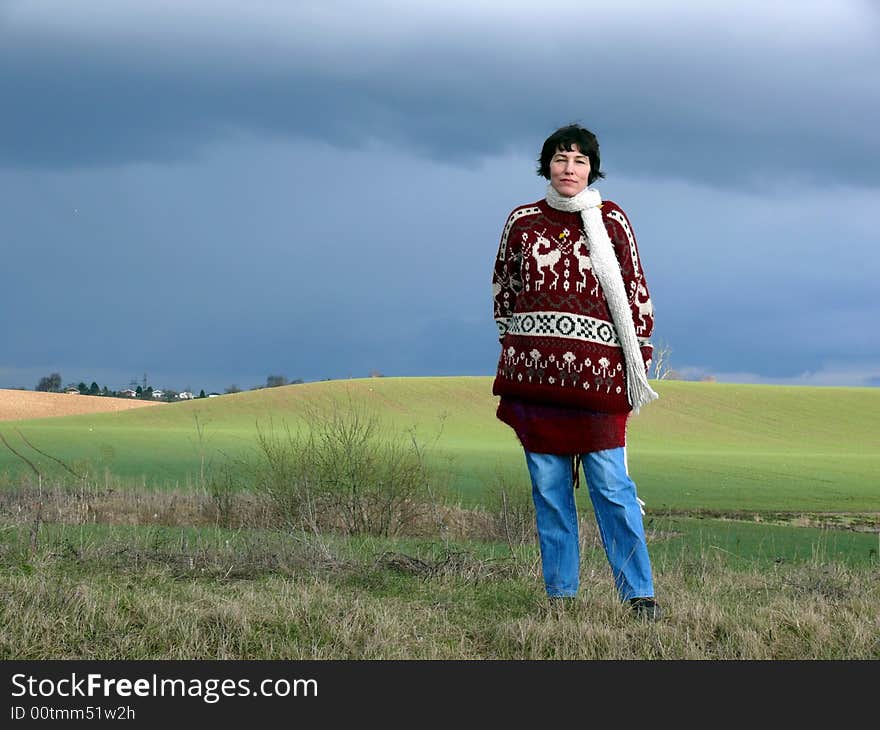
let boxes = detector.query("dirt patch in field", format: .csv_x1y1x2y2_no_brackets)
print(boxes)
660,508,880,533
0,389,164,422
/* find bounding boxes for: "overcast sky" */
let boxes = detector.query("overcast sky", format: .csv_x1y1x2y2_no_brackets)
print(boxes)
2,0,878,393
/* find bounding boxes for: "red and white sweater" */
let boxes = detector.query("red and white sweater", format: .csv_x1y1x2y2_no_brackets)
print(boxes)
492,198,654,415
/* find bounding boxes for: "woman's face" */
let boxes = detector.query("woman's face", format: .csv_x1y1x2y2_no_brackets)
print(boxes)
549,144,590,197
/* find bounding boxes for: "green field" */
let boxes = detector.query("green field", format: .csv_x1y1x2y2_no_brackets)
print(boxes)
1,377,878,514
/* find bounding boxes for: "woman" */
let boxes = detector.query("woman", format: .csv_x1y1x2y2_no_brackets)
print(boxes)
491,123,661,620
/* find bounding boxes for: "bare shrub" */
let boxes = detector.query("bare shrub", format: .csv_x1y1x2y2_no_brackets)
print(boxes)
201,465,241,529
488,475,537,550
248,401,434,538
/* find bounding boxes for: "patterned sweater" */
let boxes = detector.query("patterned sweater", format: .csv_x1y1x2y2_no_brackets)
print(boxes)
492,197,654,414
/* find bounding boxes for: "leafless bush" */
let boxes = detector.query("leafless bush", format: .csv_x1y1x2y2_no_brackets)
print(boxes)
651,339,674,380
489,476,537,550
248,401,434,538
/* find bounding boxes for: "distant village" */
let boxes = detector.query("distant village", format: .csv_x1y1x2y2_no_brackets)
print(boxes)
24,372,308,402
17,372,316,403
50,377,218,402
70,385,215,401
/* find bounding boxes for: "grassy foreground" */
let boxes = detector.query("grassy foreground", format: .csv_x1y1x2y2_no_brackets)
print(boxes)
2,521,877,660
1,484,878,660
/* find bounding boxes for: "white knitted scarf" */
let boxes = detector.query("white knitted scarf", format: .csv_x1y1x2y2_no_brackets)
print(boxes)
545,184,659,413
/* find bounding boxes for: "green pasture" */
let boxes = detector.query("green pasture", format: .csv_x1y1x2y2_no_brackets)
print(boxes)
1,377,878,513
646,516,879,569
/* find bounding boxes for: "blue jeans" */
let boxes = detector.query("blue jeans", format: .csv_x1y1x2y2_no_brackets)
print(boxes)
524,447,654,601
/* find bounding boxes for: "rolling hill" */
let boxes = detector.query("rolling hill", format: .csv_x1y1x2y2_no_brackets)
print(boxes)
0,377,877,512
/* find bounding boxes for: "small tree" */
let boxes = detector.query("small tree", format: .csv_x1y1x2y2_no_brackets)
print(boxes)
199,389,206,399
651,341,674,381
266,374,288,388
77,382,89,395
225,384,242,394
89,381,100,395
36,373,62,392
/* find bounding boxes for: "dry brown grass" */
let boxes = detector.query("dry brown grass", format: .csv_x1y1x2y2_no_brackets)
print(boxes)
0,388,163,421
2,481,876,660
0,481,598,545
1,526,877,659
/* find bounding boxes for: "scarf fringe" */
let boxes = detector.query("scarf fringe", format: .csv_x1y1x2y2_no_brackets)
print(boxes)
626,362,659,415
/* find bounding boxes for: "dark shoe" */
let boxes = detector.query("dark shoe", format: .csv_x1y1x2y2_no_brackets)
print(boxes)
629,597,661,621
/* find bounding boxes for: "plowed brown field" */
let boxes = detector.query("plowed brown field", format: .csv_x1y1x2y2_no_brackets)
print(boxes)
0,389,164,422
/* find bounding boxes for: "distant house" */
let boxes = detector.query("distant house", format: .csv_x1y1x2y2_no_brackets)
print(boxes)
119,388,137,398
151,390,164,399
207,392,221,398
177,391,193,400
64,386,80,394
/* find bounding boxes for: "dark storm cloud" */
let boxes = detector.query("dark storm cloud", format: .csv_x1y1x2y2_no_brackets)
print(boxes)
2,1,878,188
2,1,879,391
0,133,513,391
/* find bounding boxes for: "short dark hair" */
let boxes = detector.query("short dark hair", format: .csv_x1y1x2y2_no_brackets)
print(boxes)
537,124,605,185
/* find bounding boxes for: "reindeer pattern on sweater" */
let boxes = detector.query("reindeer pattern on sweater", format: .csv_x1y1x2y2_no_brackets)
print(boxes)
492,198,654,414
